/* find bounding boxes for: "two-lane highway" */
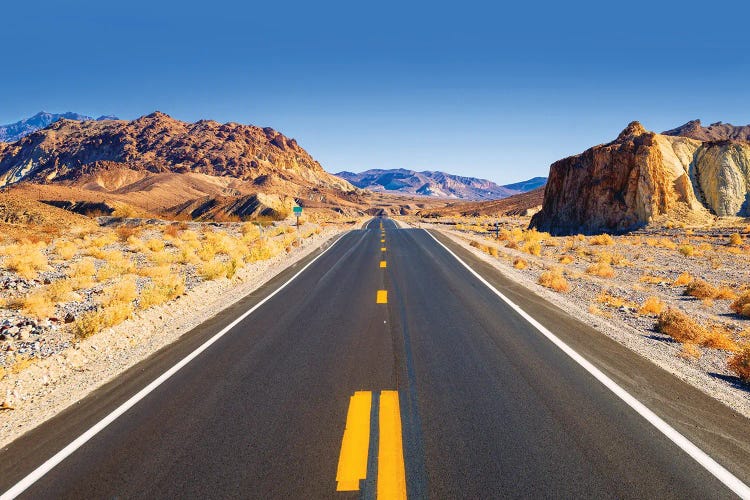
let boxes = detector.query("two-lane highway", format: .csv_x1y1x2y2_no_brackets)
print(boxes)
1,218,749,499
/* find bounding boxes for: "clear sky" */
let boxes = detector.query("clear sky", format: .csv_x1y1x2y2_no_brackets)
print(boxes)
1,0,748,184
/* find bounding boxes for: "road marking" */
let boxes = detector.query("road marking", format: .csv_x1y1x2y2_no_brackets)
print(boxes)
381,247,386,252
0,233,350,500
378,391,407,500
381,239,385,243
424,230,750,499
377,290,388,304
336,391,372,491
380,261,387,268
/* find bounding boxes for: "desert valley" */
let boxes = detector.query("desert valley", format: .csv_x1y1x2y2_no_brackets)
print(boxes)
1,110,750,497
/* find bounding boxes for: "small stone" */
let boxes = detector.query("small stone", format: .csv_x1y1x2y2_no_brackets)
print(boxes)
64,313,75,324
7,326,19,335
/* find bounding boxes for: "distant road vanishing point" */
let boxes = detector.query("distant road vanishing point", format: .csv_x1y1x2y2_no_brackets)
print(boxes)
1,218,749,499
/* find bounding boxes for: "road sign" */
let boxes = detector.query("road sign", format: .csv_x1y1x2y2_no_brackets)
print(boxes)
293,206,303,215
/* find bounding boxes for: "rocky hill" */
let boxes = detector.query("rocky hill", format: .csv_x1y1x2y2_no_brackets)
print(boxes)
0,112,361,219
0,112,117,143
419,187,544,218
530,121,750,235
336,168,544,200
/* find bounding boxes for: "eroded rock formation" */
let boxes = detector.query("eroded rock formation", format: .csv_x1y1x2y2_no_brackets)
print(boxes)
531,120,750,234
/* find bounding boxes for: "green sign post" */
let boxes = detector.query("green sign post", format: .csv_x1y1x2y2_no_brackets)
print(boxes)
293,205,303,234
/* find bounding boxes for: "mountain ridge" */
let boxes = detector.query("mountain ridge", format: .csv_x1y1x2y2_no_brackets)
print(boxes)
336,168,545,200
0,111,117,143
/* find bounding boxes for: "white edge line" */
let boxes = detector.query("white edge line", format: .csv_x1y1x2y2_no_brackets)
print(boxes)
0,232,349,500
424,229,750,499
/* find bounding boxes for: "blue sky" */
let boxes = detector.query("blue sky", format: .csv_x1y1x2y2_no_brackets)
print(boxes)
1,0,748,184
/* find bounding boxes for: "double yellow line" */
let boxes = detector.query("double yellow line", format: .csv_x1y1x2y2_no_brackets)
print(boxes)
336,391,407,498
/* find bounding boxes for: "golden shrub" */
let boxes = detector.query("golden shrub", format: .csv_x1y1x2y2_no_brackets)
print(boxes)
728,345,750,382
538,267,570,292
589,234,613,246
639,296,665,316
586,262,615,278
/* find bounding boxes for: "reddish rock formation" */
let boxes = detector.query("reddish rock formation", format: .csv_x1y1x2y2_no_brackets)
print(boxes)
530,120,750,235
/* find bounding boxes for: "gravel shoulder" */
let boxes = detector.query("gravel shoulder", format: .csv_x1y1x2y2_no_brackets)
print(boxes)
0,226,349,448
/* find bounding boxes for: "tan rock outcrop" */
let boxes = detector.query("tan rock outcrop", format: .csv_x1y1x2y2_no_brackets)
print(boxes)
531,121,750,234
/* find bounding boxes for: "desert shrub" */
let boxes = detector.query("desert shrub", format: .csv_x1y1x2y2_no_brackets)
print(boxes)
673,272,693,287
4,244,49,279
702,328,739,351
139,274,185,309
538,267,570,292
137,265,172,279
68,258,96,278
513,258,528,269
199,260,231,280
72,303,134,339
678,244,695,257
729,233,743,247
728,345,750,382
146,238,165,252
685,279,718,300
115,225,139,242
469,240,481,249
679,344,702,359
241,222,261,240
54,240,78,260
639,296,665,316
46,279,73,302
523,241,541,256
586,262,615,278
596,291,635,309
714,286,737,300
100,278,138,306
164,224,180,238
656,308,707,344
488,246,499,257
559,255,574,265
91,233,118,248
730,292,750,317
640,274,667,285
96,251,135,280
589,234,613,246
505,240,519,250
12,291,56,319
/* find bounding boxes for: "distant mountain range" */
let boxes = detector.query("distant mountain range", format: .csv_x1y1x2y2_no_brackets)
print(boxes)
0,112,118,143
335,169,546,200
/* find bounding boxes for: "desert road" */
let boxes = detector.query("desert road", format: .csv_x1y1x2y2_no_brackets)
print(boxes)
1,218,750,499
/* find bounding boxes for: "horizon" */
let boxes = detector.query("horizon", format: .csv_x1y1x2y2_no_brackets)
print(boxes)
1,0,748,185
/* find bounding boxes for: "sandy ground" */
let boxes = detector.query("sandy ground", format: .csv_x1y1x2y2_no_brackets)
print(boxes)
0,225,350,448
398,217,750,419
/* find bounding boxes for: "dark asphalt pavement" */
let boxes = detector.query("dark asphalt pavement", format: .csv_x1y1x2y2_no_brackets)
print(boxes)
1,218,749,499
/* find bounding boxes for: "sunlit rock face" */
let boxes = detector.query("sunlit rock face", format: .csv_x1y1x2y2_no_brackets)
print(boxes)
531,120,750,235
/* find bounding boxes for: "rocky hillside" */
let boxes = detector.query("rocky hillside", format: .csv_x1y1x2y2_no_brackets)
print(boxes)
336,168,544,200
531,121,750,235
0,112,116,143
0,112,361,219
419,187,544,218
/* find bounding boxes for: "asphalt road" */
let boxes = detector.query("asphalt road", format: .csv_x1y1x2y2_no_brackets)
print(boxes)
1,218,750,499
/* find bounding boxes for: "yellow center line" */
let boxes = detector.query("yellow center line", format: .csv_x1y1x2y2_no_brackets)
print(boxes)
336,391,373,491
380,261,387,268
376,290,388,303
381,247,386,252
377,391,407,500
381,239,385,243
